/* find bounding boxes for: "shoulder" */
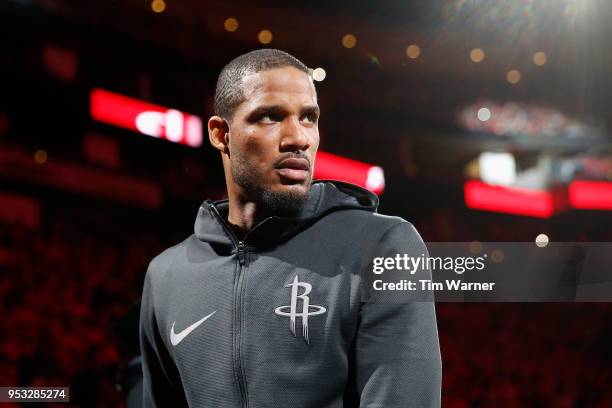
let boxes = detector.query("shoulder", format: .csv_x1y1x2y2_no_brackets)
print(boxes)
324,209,420,240
145,235,195,282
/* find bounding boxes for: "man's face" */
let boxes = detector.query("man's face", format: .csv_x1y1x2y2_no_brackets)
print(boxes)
226,66,320,215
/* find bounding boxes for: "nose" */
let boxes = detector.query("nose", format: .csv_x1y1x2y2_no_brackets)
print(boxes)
279,117,311,152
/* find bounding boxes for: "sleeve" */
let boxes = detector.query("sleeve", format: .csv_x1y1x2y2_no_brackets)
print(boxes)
139,265,189,408
354,221,442,407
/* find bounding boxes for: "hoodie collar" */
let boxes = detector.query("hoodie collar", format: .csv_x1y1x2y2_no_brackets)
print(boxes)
194,180,378,248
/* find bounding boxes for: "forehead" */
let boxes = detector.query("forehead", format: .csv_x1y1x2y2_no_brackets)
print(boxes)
239,66,318,108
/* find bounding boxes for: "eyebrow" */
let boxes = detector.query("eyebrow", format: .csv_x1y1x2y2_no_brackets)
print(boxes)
302,105,320,116
247,104,320,120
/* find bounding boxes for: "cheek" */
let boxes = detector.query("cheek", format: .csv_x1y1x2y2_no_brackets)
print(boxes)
239,129,279,168
308,130,320,152
311,130,320,148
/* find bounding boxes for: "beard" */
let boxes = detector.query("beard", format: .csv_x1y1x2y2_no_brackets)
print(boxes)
231,153,310,218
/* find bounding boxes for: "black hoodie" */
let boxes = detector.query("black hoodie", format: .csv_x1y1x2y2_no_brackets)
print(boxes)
140,180,442,407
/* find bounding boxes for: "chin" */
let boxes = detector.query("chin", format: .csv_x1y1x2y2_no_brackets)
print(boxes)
260,182,310,217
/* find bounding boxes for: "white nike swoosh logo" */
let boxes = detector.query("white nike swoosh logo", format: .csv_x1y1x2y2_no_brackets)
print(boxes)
170,311,216,346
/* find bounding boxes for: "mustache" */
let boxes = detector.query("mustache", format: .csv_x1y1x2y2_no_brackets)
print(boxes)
274,152,311,168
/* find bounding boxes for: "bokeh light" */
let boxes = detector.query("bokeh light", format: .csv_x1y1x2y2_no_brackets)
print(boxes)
491,249,505,263
477,107,491,122
224,18,239,32
342,34,357,48
533,51,547,66
151,0,166,13
34,149,47,164
258,30,273,44
535,233,550,247
506,69,521,84
406,44,421,59
312,67,326,82
470,48,485,63
469,241,483,254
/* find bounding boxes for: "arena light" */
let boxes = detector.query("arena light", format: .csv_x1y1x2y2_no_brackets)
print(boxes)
258,30,273,44
342,34,357,48
464,180,568,218
34,149,47,164
224,17,239,32
535,233,549,247
312,68,326,82
314,151,385,195
477,107,491,122
568,180,612,210
506,69,521,84
151,0,165,13
470,48,485,63
405,44,421,59
478,152,516,186
532,51,547,66
90,89,203,147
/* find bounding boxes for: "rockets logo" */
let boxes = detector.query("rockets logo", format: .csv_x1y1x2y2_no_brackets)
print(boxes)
274,275,326,344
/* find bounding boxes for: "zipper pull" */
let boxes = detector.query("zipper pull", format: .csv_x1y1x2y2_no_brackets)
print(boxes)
237,241,247,265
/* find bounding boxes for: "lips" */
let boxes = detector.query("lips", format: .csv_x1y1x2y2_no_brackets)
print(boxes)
275,158,310,182
276,158,310,171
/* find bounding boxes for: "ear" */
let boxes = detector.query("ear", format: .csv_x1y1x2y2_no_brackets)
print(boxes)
208,116,230,154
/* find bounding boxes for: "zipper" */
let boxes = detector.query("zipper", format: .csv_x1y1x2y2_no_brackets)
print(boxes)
233,240,248,407
237,241,248,266
208,204,272,408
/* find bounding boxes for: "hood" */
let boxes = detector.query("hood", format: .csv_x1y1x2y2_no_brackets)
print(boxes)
194,180,379,247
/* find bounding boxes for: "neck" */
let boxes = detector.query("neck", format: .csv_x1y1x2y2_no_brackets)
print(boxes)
227,197,270,237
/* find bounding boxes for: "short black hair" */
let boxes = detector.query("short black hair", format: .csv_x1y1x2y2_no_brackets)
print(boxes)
214,49,311,120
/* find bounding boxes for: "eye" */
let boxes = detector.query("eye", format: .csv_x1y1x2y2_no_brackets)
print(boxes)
302,112,318,124
259,112,282,123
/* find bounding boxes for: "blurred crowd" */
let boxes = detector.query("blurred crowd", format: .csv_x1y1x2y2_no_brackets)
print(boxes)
0,215,163,407
438,303,612,407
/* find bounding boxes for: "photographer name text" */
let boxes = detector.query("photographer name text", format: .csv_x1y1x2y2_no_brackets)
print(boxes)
373,279,495,291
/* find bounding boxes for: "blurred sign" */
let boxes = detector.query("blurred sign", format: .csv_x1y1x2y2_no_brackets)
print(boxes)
314,151,385,195
464,180,568,218
478,152,516,186
466,179,612,216
569,180,612,210
90,88,203,147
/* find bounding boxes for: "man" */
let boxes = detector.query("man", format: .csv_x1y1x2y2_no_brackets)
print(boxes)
140,48,442,407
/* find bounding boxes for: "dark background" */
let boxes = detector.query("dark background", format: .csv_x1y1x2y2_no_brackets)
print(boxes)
1,0,611,406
